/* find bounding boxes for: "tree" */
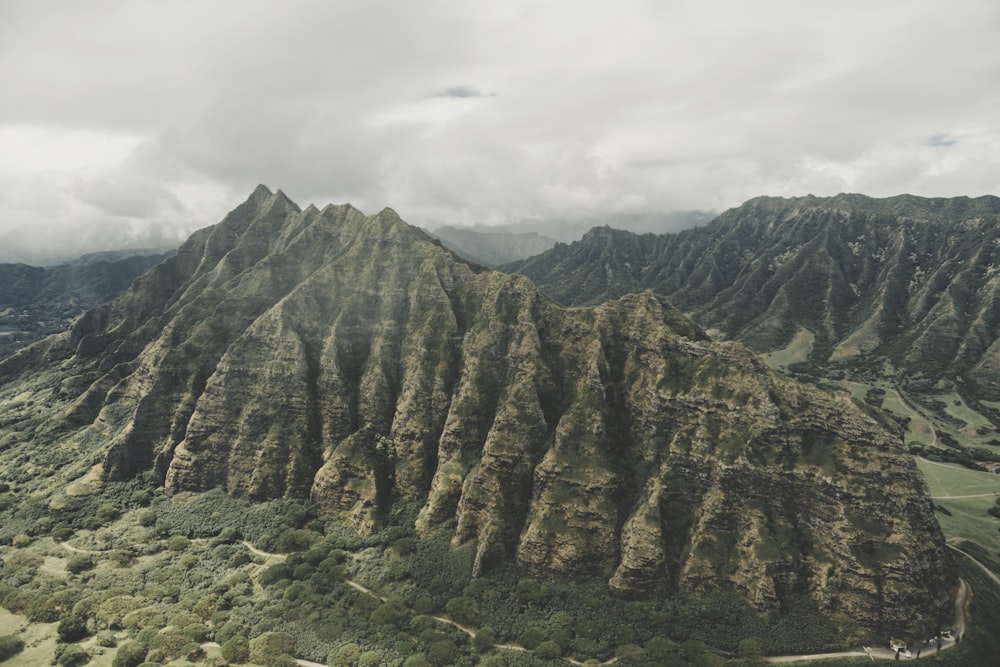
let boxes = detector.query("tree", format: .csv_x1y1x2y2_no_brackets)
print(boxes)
535,640,563,659
521,626,546,650
66,554,96,575
329,642,360,666
249,631,296,666
427,639,457,666
54,643,91,667
473,626,497,652
111,641,148,667
0,635,25,661
445,595,477,625
221,636,250,663
57,614,90,642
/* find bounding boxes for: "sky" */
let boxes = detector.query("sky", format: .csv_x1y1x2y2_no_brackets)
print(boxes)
1,0,999,263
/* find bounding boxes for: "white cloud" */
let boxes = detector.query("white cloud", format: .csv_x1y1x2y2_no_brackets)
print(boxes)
1,0,999,260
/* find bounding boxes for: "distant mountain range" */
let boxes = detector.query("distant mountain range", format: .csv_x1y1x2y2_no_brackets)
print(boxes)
506,193,1000,401
429,226,557,267
0,251,169,357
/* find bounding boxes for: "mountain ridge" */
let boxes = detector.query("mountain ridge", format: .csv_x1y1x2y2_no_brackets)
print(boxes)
0,186,955,637
505,193,1000,399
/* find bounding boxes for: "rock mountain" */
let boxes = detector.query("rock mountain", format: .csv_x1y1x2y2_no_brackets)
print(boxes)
506,193,1000,399
0,186,953,635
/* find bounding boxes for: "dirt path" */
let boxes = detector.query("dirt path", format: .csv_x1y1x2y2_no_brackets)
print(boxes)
58,541,104,555
765,578,967,663
949,543,1000,588
242,540,286,560
344,579,387,602
932,492,1000,499
233,542,625,665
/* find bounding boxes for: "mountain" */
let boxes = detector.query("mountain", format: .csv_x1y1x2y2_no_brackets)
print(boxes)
429,226,556,267
0,186,954,636
0,251,169,357
506,194,1000,399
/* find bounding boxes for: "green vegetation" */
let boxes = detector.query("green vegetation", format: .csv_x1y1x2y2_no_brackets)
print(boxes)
0,483,894,666
915,458,1000,551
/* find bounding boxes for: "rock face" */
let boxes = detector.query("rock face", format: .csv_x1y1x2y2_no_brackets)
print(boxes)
506,193,1000,398
0,186,954,635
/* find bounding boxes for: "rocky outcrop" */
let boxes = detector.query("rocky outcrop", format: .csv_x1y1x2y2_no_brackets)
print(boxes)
0,186,955,637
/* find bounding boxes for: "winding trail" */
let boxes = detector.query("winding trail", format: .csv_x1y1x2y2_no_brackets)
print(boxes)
242,540,286,560
948,542,1000,588
58,541,104,555
238,540,617,665
764,578,968,663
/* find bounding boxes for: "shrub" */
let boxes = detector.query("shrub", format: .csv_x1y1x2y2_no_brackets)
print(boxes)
57,614,91,642
221,636,250,663
54,643,91,667
111,641,148,667
272,655,298,667
473,626,497,652
521,626,546,650
167,536,190,552
0,635,25,661
249,631,296,666
535,640,563,659
427,639,457,666
52,525,75,542
95,630,117,648
328,642,361,667
66,554,96,574
445,595,477,625
96,504,119,522
183,622,211,642
216,621,248,645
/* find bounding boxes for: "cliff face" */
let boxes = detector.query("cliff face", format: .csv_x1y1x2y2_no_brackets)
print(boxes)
506,194,1000,398
0,186,954,634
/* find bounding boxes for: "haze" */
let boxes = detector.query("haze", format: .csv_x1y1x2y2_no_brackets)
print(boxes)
1,0,999,263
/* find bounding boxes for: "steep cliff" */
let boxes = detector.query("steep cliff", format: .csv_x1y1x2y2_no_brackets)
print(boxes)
0,186,955,635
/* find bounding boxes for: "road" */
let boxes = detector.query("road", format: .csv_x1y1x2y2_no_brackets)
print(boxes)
765,578,967,663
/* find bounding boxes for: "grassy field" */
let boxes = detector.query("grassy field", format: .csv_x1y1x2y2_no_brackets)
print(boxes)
915,458,1000,552
761,327,815,369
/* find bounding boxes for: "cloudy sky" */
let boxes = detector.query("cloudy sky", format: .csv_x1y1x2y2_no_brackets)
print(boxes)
2,0,999,262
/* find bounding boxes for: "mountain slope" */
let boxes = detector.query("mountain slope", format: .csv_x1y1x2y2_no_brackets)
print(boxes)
506,194,1000,398
0,186,954,636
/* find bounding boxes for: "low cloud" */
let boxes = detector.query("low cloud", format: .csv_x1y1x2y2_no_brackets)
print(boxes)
0,0,998,262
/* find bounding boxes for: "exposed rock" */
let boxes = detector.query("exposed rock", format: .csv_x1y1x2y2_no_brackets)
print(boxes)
0,186,956,637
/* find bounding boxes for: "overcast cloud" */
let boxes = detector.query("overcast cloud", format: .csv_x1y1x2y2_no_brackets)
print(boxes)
1,0,999,262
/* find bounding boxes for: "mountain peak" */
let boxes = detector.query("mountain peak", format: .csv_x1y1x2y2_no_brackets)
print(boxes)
0,191,955,638
249,183,274,201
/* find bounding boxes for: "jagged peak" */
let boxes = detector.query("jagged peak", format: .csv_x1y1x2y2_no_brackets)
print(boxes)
249,183,274,201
